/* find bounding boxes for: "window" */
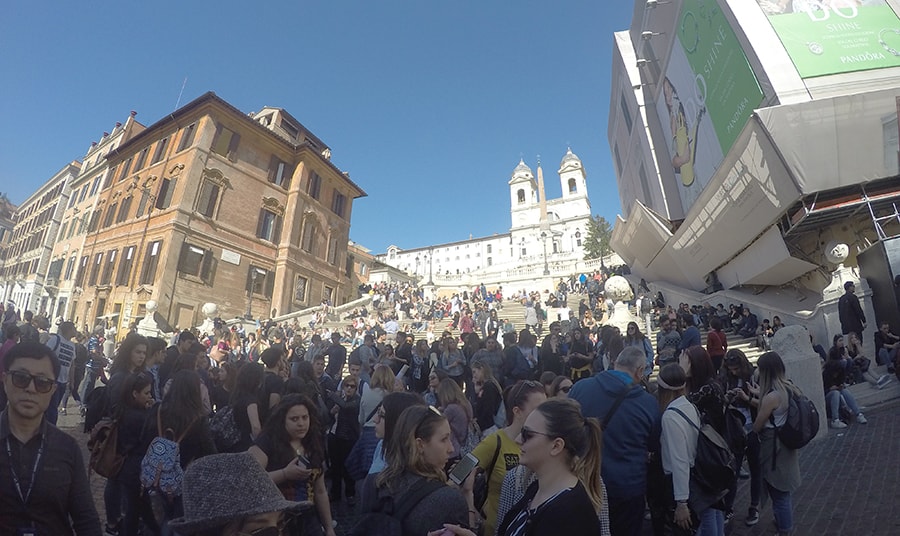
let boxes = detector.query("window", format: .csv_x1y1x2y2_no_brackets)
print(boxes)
294,275,308,303
116,246,135,286
152,137,169,164
487,257,492,266
100,249,117,285
89,176,102,196
268,157,292,188
88,252,103,286
486,244,492,254
517,189,525,204
246,266,274,297
133,147,150,172
118,157,133,181
521,248,527,256
58,221,68,241
67,191,78,208
116,197,132,223
568,178,577,193
78,185,89,203
256,209,282,242
139,240,162,285
324,286,334,304
620,93,633,133
104,203,117,228
178,242,215,283
300,220,315,254
211,125,240,161
308,171,322,199
331,191,346,218
156,178,177,210
103,166,116,189
327,236,338,265
196,181,220,218
177,123,197,152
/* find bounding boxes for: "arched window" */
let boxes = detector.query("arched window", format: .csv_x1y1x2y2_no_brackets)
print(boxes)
568,178,577,193
517,189,526,204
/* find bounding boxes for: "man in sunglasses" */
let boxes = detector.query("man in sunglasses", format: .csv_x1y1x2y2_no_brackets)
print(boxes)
0,341,101,534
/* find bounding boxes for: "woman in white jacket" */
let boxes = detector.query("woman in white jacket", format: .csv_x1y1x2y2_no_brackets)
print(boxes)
658,363,724,535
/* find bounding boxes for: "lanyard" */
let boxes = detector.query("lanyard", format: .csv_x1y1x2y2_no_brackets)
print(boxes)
6,435,45,507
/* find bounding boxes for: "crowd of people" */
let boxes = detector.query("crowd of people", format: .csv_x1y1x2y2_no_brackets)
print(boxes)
1,273,898,536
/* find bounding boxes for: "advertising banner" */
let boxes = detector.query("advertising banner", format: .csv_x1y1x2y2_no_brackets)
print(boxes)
757,0,900,78
654,0,764,211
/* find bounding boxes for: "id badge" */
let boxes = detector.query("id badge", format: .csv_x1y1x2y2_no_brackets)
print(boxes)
17,528,37,536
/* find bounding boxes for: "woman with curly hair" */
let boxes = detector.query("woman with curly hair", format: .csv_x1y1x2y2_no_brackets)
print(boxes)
249,394,335,536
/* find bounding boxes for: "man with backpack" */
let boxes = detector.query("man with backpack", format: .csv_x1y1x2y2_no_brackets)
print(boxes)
43,321,77,425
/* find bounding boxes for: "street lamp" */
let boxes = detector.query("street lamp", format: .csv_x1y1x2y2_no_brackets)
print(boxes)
540,232,550,276
415,255,420,282
427,247,434,285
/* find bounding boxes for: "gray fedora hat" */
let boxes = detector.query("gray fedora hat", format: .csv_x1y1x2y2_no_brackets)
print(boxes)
169,452,310,534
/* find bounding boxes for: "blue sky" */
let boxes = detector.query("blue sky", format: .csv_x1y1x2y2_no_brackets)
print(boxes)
0,1,635,254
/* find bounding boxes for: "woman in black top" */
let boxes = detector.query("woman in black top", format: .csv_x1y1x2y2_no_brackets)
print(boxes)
116,372,155,536
471,360,503,432
230,362,265,452
498,398,606,536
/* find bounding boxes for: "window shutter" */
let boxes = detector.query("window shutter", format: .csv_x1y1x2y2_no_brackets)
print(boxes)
256,209,265,239
201,250,215,285
267,155,278,182
227,132,241,161
281,163,294,189
177,242,189,273
246,267,254,293
264,270,275,298
273,215,283,243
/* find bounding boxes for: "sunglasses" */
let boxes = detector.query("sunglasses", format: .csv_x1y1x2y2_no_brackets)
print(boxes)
415,405,443,435
343,383,358,389
6,370,56,393
520,427,554,443
513,380,541,403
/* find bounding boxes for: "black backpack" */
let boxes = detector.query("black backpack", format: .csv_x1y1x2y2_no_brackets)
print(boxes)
668,406,736,496
83,386,111,434
348,479,445,536
770,388,819,450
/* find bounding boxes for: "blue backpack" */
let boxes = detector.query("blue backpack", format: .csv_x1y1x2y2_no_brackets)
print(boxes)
140,409,197,497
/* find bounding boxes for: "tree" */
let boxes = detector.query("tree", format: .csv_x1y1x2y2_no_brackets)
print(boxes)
583,215,612,261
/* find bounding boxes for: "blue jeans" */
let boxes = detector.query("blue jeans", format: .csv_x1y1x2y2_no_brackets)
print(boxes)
878,347,898,368
826,388,860,418
766,482,793,532
697,508,724,536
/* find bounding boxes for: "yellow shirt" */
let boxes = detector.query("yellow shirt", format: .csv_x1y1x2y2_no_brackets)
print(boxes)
472,429,520,536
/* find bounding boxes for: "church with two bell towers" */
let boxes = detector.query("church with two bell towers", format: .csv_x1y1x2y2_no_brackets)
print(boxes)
378,148,593,288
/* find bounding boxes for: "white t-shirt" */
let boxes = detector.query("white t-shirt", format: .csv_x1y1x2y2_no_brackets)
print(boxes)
45,334,76,384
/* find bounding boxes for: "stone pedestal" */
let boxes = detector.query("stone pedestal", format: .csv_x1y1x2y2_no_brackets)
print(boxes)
770,325,828,442
195,303,218,336
136,299,169,339
604,275,638,333
820,264,878,357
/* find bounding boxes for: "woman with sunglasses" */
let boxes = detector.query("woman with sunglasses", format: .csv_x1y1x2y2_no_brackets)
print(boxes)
624,322,654,381
327,376,361,504
471,380,546,536
497,398,607,536
550,375,574,398
566,328,594,382
358,405,472,535
249,394,335,536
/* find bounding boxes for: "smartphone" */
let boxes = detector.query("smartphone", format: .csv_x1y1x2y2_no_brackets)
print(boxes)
448,452,479,485
297,454,311,468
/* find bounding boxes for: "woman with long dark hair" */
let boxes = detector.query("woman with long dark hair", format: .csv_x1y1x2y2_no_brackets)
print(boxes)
436,378,473,460
624,321,654,381
566,327,594,381
115,372,155,536
249,394,335,536
719,349,761,526
140,369,216,532
229,362,264,451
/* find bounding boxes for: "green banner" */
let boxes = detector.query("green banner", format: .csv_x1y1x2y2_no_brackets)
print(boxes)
678,0,765,155
759,1,900,78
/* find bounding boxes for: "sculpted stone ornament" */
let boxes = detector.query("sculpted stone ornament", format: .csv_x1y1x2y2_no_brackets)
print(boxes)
604,275,638,334
137,300,163,337
196,302,219,336
824,241,849,266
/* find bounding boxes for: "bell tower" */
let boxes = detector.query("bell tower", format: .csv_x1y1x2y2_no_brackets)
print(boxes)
509,159,537,228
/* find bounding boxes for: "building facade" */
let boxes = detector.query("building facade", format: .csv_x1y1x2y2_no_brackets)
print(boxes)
1,162,81,313
376,149,594,291
11,92,366,334
609,0,900,293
